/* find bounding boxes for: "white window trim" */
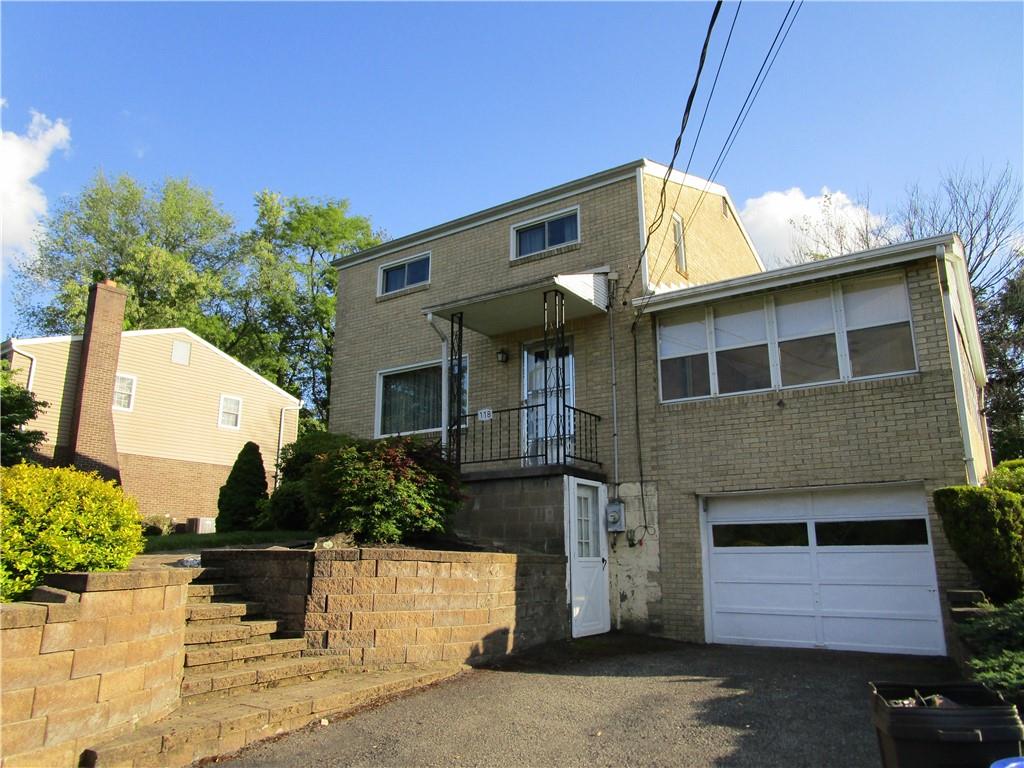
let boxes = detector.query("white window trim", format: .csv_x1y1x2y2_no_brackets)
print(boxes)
377,251,432,297
672,213,686,273
374,356,469,439
509,205,581,261
658,271,919,404
219,395,243,430
112,373,137,413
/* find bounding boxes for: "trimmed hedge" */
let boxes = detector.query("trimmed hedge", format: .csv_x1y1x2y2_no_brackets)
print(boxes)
1,464,144,601
934,483,1024,603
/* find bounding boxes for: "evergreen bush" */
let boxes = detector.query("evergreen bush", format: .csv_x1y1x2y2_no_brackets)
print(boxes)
217,441,269,532
1,464,144,601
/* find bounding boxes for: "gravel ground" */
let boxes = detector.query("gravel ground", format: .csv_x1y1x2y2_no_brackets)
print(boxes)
212,635,956,768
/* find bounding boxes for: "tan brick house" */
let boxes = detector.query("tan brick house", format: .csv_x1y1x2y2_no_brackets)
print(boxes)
331,159,989,655
3,281,301,522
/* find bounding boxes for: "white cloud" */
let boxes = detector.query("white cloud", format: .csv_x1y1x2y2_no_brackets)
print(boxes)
0,109,71,269
740,187,886,269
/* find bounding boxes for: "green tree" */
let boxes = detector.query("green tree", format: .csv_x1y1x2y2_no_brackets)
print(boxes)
14,173,237,346
0,362,48,466
243,193,379,425
981,263,1024,461
217,441,269,532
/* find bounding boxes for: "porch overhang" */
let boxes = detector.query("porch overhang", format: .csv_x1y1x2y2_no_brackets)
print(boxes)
423,273,609,336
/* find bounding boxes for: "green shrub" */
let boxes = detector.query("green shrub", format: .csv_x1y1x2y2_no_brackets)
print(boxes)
1,361,48,466
958,598,1024,704
1,464,144,601
277,431,366,484
934,485,1024,602
987,459,1024,494
305,439,453,543
257,480,310,531
217,442,269,532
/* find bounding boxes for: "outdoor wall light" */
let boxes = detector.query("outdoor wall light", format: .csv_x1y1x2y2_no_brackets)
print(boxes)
496,349,509,364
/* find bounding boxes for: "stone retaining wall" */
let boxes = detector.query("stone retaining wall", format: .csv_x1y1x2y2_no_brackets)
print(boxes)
204,547,569,667
0,569,191,768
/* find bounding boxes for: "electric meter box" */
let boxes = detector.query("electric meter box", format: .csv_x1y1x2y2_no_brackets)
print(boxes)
606,499,626,532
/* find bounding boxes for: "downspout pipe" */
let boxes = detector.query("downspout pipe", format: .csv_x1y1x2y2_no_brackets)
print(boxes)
8,341,38,392
426,312,450,447
275,403,304,489
935,244,979,485
607,273,621,492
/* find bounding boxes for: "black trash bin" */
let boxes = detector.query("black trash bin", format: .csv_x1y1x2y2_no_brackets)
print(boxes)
870,681,1023,768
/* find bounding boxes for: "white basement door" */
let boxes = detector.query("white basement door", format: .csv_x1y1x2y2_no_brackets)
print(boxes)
703,485,946,656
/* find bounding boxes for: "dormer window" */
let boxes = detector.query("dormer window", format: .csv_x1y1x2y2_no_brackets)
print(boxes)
512,208,579,259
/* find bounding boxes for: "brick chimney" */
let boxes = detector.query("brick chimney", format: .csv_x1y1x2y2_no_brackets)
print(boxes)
67,279,128,482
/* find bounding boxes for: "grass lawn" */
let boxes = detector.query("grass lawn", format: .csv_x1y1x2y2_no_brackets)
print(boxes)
142,530,314,553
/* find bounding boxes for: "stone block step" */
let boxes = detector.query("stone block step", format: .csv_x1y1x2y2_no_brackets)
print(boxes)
188,566,226,582
186,601,264,623
185,638,307,670
83,664,464,768
187,582,244,603
180,655,353,703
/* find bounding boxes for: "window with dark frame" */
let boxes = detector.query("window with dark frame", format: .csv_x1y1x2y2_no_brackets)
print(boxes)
381,254,430,295
515,211,579,258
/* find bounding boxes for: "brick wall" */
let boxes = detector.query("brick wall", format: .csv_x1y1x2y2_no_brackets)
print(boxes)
304,549,567,666
68,280,127,482
202,547,568,668
119,453,275,522
0,569,190,768
456,472,567,554
641,260,977,643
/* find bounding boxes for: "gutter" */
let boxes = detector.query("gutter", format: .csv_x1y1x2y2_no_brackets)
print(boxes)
7,341,38,392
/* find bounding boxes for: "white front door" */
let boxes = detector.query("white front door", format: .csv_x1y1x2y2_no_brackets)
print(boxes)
566,476,610,638
523,341,574,464
702,485,946,656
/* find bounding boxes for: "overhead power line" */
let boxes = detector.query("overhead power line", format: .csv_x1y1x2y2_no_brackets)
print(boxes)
621,0,725,300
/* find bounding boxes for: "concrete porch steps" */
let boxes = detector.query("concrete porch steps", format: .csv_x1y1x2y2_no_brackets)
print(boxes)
82,664,465,767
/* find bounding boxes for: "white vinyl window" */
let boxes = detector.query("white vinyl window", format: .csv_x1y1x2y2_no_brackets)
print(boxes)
113,374,137,411
775,285,840,387
841,273,917,378
672,213,686,273
379,252,431,296
658,272,917,402
171,340,192,365
219,395,242,429
377,357,468,437
512,208,579,259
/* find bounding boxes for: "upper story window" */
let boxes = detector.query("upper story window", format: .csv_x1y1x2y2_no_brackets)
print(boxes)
672,213,686,273
219,395,242,429
657,271,917,402
171,340,192,365
379,252,430,296
513,208,579,259
113,374,136,411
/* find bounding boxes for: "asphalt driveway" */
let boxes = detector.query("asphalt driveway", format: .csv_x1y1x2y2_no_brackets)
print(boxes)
214,634,956,768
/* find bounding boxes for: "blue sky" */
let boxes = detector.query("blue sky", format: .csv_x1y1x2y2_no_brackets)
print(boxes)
2,1,1022,337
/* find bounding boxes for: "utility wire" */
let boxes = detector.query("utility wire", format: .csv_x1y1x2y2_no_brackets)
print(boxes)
684,0,804,235
621,0,725,301
636,0,803,321
641,0,744,302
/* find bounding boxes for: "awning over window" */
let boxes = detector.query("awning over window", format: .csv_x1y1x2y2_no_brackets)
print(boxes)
424,273,609,336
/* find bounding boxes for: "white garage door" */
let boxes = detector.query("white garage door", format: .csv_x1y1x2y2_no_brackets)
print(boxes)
703,485,945,656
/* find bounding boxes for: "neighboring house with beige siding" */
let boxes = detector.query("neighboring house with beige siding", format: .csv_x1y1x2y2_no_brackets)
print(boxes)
331,159,991,658
3,281,300,522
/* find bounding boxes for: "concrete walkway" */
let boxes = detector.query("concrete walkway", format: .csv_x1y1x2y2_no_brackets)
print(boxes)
214,635,958,768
